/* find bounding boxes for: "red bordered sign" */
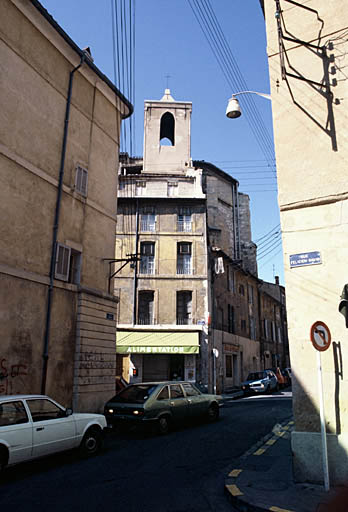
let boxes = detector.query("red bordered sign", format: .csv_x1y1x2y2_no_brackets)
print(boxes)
310,321,331,352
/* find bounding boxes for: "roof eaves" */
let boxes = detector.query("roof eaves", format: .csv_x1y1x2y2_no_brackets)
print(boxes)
30,0,133,119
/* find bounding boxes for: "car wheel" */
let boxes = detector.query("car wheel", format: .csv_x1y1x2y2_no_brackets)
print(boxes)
0,446,8,472
79,427,103,457
207,403,219,422
157,415,170,435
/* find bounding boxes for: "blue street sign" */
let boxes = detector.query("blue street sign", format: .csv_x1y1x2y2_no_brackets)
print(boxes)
290,251,321,268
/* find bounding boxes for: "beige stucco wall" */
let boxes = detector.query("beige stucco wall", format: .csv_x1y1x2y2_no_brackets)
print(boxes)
263,0,348,483
0,0,128,411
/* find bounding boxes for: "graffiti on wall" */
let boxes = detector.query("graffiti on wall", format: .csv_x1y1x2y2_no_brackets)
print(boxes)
0,358,28,395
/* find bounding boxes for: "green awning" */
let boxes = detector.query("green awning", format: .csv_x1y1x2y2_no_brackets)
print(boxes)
116,331,200,354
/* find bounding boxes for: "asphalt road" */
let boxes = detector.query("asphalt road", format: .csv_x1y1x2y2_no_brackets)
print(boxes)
0,393,292,512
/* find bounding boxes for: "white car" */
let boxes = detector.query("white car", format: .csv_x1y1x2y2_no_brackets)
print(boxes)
0,395,106,471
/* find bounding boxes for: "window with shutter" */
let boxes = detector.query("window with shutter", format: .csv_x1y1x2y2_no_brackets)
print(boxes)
75,165,88,196
55,243,71,281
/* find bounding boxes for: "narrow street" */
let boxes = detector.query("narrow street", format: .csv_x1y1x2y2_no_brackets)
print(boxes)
0,394,292,512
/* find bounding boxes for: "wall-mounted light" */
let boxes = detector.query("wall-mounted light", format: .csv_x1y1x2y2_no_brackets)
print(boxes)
226,91,271,119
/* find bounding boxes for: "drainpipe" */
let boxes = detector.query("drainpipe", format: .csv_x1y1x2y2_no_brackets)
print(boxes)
132,198,139,325
41,56,85,395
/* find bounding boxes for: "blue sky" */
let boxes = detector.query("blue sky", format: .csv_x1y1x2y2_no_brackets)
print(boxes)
41,0,283,285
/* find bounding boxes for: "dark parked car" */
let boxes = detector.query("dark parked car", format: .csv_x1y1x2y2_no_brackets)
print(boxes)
241,370,278,395
104,382,223,434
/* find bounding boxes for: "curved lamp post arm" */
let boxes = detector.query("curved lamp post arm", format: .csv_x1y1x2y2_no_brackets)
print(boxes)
232,90,271,100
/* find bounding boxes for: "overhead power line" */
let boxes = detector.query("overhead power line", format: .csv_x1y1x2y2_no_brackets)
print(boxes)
188,0,276,173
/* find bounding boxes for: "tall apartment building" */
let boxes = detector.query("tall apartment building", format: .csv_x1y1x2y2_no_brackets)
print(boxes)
261,0,348,484
115,90,288,392
0,0,132,411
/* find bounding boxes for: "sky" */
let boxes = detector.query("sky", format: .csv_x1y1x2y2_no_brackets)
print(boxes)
41,0,284,285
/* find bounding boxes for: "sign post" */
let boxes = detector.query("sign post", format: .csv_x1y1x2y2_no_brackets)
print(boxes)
310,321,331,492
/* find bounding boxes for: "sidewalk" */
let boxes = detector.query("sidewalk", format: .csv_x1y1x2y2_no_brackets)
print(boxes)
224,419,344,512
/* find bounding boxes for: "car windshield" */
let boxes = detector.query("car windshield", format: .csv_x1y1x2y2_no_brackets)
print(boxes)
110,385,157,404
246,372,267,381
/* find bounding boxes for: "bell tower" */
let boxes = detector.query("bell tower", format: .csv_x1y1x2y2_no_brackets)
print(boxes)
143,89,192,173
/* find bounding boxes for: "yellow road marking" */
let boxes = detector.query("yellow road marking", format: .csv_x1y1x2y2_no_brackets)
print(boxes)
229,469,243,477
254,448,266,455
226,484,243,496
270,506,294,512
266,438,276,446
276,431,285,437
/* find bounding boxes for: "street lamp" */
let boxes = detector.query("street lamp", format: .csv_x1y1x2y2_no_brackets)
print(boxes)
226,91,271,119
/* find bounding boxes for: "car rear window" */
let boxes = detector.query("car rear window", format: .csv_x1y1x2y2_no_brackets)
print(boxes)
247,372,266,381
111,385,157,403
0,401,28,426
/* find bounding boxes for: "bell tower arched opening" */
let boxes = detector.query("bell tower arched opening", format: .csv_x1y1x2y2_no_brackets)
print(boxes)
160,112,175,146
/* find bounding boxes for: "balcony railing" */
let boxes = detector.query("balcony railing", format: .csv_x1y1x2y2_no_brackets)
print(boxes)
139,259,155,274
177,221,192,232
138,314,154,325
177,262,192,275
177,316,192,325
140,220,156,232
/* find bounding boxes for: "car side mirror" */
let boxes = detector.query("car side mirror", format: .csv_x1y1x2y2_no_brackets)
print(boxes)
66,408,73,416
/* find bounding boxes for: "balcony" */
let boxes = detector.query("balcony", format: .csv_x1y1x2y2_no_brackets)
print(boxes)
140,220,156,232
177,220,192,232
177,316,192,325
138,314,154,325
177,262,192,275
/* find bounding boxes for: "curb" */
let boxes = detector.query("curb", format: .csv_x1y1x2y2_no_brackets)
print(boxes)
225,418,294,512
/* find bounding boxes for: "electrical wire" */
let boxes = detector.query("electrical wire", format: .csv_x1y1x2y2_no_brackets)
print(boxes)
187,0,276,173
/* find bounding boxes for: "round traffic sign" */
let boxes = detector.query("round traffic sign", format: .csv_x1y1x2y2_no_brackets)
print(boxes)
310,321,331,351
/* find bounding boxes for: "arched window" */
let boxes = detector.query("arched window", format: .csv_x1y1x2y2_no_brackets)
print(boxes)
160,112,175,146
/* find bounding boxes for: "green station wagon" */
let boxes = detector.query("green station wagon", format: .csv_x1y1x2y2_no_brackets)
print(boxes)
104,382,223,434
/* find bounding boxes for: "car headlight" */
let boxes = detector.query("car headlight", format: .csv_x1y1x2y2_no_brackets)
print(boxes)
107,408,114,414
242,386,246,390
133,410,144,416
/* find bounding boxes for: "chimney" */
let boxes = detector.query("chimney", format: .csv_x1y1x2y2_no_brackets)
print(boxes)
275,275,279,285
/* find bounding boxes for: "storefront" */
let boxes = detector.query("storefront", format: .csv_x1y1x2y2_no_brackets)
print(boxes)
116,330,200,383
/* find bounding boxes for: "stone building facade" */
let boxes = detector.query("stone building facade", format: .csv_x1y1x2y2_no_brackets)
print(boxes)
0,0,132,411
115,90,288,392
261,0,348,484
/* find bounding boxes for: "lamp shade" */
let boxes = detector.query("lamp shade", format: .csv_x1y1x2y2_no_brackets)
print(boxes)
226,97,241,118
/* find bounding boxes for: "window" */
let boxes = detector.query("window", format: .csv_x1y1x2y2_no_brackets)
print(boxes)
170,384,184,399
272,321,276,342
157,386,169,401
239,284,245,296
177,242,192,275
0,401,28,426
167,181,178,197
226,355,232,378
160,112,175,146
136,181,146,196
278,326,282,343
182,383,199,397
227,266,235,292
27,399,65,422
248,285,254,305
264,319,269,340
228,305,235,334
140,208,156,232
138,291,154,325
249,317,256,340
75,165,88,196
139,242,155,274
241,319,247,332
177,207,192,232
177,291,192,325
55,243,81,284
